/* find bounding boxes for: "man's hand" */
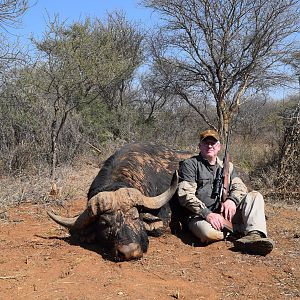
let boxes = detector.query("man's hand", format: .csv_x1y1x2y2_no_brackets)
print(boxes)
206,213,225,231
221,199,236,222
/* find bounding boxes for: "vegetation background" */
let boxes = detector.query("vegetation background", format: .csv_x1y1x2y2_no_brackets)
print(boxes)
0,0,299,209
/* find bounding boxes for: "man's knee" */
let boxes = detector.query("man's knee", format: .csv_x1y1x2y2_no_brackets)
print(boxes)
244,191,264,205
188,219,224,244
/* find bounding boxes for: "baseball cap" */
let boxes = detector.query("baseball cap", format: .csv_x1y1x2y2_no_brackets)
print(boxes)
199,129,220,142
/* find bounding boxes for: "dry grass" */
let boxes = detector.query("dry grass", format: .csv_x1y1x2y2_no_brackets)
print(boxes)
0,162,99,210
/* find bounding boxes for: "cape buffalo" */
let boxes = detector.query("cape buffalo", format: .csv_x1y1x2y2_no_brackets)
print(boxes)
47,143,191,261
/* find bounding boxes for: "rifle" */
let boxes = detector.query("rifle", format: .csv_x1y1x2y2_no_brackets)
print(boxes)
211,130,233,233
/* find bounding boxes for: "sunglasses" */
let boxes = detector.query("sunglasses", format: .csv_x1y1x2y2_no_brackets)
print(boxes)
200,140,220,147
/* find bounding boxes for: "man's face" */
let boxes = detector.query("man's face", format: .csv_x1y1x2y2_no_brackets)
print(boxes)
199,137,221,160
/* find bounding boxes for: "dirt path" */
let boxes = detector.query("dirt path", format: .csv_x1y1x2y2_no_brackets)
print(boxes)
0,198,299,300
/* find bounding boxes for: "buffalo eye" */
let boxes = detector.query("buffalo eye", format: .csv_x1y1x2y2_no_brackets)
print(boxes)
98,219,107,226
98,214,112,226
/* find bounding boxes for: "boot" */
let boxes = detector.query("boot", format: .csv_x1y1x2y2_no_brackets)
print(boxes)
233,231,274,256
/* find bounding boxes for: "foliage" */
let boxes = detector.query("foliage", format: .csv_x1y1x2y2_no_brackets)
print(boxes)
0,6,300,206
0,12,146,176
275,100,300,201
29,13,144,178
250,97,300,203
0,98,43,174
0,66,84,174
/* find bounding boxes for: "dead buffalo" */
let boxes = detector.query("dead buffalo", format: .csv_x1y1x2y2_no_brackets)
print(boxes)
47,143,191,261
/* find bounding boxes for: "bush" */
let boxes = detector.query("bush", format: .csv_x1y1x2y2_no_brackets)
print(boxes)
250,99,300,204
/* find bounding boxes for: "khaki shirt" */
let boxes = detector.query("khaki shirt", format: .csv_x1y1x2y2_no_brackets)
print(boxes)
178,154,247,219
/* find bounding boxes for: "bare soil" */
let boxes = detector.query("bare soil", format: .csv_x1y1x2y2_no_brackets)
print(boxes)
0,164,299,300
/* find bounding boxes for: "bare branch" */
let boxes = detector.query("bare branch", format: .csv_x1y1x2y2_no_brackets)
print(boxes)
0,0,28,29
143,0,300,137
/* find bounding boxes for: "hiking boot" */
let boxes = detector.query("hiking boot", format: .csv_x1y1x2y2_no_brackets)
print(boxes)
233,231,275,256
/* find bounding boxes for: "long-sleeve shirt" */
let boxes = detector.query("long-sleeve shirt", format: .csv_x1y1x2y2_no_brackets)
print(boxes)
178,154,247,219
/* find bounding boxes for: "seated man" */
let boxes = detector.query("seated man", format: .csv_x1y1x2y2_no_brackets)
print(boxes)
178,129,274,255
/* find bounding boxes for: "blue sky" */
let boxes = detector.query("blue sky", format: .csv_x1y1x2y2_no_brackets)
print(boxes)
4,0,298,99
8,0,158,44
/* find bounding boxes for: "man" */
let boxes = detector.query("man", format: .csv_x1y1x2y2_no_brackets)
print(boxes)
178,129,274,255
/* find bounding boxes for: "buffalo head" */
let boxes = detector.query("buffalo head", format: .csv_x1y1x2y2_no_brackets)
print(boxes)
47,171,178,261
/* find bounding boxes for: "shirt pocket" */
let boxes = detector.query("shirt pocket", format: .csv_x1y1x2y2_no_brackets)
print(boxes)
197,177,211,188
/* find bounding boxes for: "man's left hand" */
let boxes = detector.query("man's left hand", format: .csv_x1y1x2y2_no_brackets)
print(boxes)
221,199,236,222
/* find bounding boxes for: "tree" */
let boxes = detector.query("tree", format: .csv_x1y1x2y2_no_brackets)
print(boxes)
0,65,52,174
284,50,300,98
276,99,299,200
0,1,34,174
0,0,28,29
0,0,28,85
31,13,144,179
142,0,300,138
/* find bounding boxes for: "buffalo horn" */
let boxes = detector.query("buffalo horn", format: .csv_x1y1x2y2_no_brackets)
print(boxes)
140,170,179,209
47,209,94,230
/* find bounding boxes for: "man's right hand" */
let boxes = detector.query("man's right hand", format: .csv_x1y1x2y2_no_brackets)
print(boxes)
206,212,225,231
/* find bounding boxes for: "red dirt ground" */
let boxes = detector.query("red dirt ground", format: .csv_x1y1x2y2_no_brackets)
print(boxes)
0,165,299,300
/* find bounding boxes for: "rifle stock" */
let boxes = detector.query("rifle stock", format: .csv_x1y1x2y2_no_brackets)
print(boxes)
222,153,230,203
223,218,233,233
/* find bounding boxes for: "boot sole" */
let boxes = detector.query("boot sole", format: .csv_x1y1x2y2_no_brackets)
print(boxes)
234,238,274,256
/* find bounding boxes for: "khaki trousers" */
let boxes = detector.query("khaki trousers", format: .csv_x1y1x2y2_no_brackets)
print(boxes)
188,191,268,244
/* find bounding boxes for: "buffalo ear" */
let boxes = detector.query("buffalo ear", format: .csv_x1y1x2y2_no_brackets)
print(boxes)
140,212,164,236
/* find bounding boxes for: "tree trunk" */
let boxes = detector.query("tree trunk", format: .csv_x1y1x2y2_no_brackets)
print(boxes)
51,102,59,181
217,98,230,141
51,122,58,181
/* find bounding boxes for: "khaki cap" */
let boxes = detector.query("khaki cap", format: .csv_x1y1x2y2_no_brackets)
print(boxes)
199,129,220,142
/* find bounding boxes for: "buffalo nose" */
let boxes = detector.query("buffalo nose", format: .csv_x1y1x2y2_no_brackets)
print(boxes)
116,243,143,261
